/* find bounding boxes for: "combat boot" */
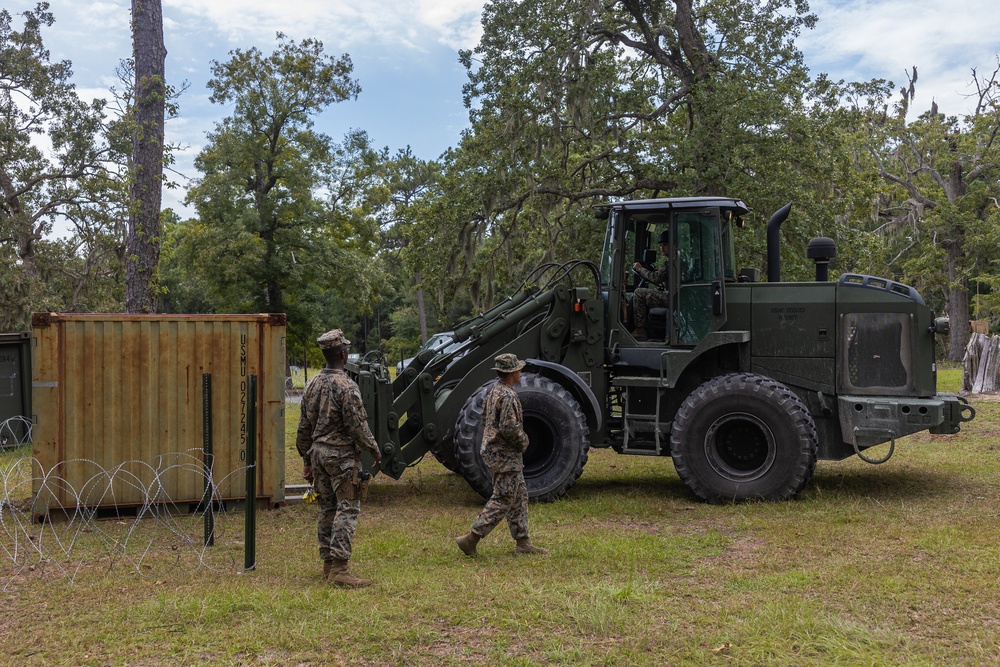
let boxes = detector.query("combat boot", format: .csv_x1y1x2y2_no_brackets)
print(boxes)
514,537,548,555
455,531,481,556
632,326,647,341
327,558,373,588
322,561,333,581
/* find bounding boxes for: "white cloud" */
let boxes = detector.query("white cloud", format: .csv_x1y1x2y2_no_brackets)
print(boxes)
75,86,115,104
802,0,999,116
77,1,129,27
164,0,484,52
415,0,485,48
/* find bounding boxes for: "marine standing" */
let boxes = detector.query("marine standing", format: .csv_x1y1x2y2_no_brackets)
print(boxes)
296,329,382,588
455,353,548,557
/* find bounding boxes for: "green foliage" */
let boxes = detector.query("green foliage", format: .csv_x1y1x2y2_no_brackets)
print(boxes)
409,0,896,309
164,34,386,346
854,64,1000,359
0,2,124,327
384,304,423,362
6,0,999,368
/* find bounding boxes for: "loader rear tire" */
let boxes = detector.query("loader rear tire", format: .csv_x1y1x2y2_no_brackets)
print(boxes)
454,373,590,503
670,373,817,503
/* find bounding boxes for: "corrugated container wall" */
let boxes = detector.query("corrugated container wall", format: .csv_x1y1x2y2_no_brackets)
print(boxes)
31,313,286,516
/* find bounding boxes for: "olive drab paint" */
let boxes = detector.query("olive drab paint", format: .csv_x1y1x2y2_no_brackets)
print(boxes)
350,196,975,505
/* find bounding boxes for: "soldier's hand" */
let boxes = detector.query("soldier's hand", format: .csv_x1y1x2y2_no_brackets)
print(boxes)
302,465,314,483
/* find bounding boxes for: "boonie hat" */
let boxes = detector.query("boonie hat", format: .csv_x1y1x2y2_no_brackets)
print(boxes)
492,353,526,373
317,329,351,349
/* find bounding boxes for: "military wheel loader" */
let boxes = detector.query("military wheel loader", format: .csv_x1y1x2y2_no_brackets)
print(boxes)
350,196,976,503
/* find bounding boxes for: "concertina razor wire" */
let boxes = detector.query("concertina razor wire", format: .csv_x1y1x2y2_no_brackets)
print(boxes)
0,416,255,590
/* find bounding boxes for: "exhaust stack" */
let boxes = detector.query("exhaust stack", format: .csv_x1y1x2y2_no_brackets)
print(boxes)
766,203,792,283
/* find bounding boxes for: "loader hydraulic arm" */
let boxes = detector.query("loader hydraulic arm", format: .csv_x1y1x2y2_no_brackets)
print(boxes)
360,284,561,478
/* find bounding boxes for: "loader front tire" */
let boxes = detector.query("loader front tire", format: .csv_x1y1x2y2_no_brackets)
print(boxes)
670,373,817,503
454,373,590,503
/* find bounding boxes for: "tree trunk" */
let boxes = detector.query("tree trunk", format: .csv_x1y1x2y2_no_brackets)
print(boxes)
943,160,969,362
964,332,1000,393
125,0,166,313
416,272,428,343
946,241,971,362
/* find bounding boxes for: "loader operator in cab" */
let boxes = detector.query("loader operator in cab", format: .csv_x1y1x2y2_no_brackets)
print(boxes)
631,229,670,341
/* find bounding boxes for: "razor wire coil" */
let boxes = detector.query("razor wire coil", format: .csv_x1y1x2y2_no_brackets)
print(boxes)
0,416,255,590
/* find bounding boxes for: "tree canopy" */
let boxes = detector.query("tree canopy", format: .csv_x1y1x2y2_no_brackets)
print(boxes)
3,1,999,362
402,0,888,313
0,2,122,329
163,34,383,344
859,64,1000,358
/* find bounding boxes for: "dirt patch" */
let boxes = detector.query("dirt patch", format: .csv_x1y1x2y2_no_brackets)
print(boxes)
702,534,766,572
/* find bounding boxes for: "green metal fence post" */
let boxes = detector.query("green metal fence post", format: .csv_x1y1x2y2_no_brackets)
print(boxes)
244,374,257,571
202,373,215,547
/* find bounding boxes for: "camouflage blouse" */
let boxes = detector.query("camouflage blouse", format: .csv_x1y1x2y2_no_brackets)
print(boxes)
636,261,669,287
295,369,380,463
480,380,529,473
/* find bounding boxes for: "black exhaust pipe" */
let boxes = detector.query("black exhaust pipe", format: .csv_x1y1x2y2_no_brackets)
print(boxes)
766,203,792,283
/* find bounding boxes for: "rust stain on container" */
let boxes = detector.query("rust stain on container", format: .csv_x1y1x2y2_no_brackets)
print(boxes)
31,313,286,516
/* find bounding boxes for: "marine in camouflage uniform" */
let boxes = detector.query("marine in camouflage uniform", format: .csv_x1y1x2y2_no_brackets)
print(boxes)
296,329,382,587
632,230,671,340
456,354,547,557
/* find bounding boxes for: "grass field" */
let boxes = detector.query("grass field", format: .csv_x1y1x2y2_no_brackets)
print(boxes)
5,365,1000,665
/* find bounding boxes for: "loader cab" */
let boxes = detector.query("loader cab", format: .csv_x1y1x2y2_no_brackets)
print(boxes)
599,197,747,347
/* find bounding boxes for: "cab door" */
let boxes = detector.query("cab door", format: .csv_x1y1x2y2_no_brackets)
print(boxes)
672,208,726,345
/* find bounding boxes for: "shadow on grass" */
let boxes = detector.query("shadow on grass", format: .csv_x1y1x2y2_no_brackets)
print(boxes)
805,465,967,503
366,444,986,518
570,471,689,501
369,458,977,516
373,456,691,508
570,460,972,508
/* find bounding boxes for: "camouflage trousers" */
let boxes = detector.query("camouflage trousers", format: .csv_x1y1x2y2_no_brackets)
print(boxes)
311,447,361,562
633,287,670,327
471,470,529,540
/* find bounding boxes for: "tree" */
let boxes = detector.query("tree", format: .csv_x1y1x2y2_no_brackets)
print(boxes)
376,148,442,342
418,0,865,310
191,35,361,315
0,3,116,328
171,35,385,343
869,64,1000,360
125,0,167,313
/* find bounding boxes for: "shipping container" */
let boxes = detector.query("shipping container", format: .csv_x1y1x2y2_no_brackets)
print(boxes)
0,331,32,447
31,313,286,517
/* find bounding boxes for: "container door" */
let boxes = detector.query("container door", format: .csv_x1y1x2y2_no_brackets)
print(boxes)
0,332,31,445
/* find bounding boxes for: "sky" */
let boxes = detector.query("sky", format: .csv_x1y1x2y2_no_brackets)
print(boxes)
6,0,999,220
